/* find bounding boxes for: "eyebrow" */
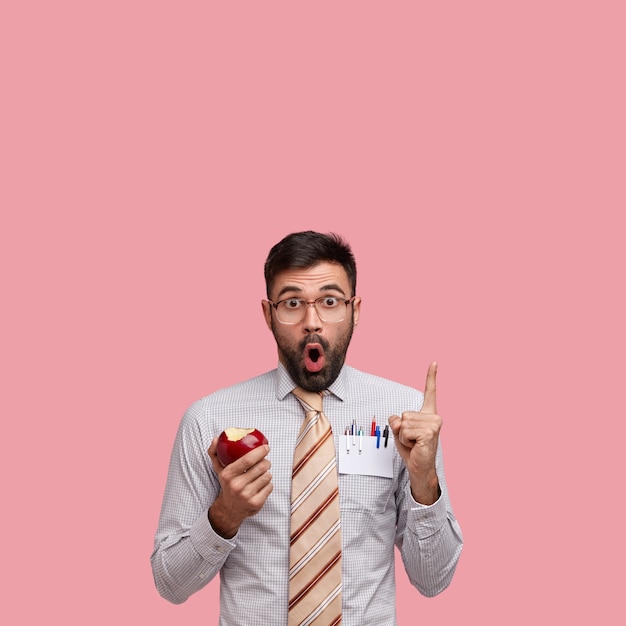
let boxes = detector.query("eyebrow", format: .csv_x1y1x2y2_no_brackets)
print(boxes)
275,283,347,300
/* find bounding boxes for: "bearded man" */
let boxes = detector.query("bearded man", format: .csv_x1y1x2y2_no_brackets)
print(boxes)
151,231,463,626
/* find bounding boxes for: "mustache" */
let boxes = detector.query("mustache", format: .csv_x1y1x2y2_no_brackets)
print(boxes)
300,334,329,350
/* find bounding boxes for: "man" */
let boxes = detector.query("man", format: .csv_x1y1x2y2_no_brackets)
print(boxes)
151,231,463,625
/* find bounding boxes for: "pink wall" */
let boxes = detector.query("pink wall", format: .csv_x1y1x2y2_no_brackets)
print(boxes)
2,2,624,624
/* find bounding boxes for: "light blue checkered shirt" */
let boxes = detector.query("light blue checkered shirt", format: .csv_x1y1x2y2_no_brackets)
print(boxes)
151,364,463,625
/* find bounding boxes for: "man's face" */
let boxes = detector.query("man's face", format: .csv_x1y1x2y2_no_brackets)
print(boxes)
262,261,361,392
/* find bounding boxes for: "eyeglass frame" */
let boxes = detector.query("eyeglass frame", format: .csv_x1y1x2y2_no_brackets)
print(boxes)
266,295,357,324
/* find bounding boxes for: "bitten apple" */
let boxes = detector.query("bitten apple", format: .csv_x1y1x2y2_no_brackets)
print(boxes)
216,427,268,467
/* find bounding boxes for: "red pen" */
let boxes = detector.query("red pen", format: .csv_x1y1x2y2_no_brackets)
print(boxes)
371,418,377,437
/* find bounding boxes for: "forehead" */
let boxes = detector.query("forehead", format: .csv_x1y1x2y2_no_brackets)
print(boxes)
271,262,351,299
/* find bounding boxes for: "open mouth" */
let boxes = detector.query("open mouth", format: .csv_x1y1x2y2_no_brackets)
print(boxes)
304,343,325,372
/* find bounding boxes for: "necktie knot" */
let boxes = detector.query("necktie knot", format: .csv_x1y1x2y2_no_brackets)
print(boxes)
292,387,325,414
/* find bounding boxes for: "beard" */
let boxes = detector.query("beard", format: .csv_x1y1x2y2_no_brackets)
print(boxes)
271,316,356,392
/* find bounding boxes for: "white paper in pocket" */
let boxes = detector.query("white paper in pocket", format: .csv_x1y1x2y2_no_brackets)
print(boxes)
338,435,394,478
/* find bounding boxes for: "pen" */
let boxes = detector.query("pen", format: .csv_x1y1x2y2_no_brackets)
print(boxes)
375,425,381,448
345,428,350,454
371,418,377,437
352,419,356,445
383,425,389,448
359,428,363,454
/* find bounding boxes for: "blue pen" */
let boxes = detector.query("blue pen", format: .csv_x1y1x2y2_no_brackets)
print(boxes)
375,425,381,448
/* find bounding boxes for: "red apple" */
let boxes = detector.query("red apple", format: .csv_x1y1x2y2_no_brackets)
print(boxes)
216,427,268,467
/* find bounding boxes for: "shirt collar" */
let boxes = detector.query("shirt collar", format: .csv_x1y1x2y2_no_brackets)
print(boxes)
275,361,349,402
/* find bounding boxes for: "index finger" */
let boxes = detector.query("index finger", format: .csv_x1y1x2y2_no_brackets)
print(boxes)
227,443,270,473
420,361,438,414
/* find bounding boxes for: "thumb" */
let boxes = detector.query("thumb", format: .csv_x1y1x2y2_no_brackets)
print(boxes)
207,436,220,464
388,415,401,436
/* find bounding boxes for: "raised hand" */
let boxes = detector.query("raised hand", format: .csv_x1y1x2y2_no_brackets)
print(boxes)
389,361,442,505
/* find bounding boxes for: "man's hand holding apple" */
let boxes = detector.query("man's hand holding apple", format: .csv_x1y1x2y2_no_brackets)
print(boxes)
207,431,273,539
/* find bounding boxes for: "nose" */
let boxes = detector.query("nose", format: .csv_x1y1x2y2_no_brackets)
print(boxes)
303,301,322,333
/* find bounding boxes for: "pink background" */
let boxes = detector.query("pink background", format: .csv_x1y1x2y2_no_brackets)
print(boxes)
2,2,624,624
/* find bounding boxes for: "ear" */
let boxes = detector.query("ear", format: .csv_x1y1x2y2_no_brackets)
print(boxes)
261,300,273,330
352,296,362,327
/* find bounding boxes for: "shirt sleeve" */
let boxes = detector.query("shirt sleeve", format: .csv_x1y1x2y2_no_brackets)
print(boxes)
150,401,235,604
394,441,464,597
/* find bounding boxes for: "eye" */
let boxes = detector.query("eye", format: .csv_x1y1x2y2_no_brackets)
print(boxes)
319,296,340,308
282,298,304,310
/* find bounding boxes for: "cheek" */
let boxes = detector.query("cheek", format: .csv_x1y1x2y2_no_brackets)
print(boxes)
340,322,356,349
327,325,351,350
271,323,299,349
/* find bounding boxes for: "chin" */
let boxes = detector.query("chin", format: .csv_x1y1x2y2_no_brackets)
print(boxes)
299,377,327,393
297,366,338,392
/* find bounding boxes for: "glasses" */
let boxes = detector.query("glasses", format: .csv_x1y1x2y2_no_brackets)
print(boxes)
268,296,356,324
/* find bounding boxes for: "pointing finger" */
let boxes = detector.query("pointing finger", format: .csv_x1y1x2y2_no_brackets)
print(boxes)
421,361,438,414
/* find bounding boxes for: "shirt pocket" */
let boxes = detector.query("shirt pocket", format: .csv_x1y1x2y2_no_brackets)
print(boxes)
338,473,394,514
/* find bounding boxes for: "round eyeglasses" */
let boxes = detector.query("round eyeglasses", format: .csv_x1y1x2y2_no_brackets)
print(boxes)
268,296,356,324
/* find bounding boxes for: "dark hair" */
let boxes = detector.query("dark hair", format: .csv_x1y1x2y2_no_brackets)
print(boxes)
264,231,357,298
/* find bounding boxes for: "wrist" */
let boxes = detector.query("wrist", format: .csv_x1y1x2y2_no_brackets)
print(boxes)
208,499,241,539
409,470,440,506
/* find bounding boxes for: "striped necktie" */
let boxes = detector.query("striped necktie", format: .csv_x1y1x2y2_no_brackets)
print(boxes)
289,387,343,626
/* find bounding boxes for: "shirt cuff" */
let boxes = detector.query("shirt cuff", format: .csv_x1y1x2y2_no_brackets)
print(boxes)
189,509,238,563
406,487,448,540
